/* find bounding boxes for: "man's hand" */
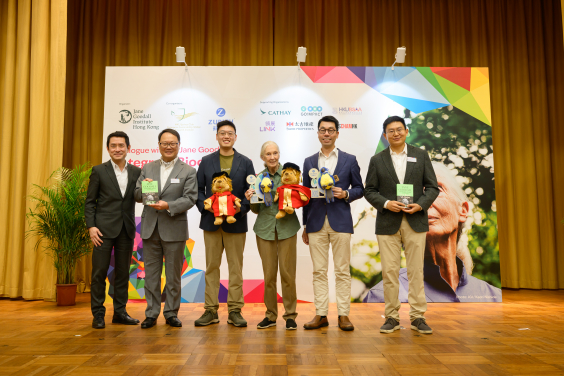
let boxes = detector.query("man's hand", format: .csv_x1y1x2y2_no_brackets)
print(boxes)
302,230,309,245
402,203,422,214
149,200,169,211
245,189,255,201
386,201,406,213
143,178,153,182
234,204,241,214
332,187,347,199
89,227,103,247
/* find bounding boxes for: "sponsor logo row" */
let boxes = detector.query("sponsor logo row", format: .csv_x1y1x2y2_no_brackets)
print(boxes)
118,106,360,131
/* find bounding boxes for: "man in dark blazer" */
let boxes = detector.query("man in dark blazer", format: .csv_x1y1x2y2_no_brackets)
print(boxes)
365,116,439,335
85,131,142,329
302,115,364,331
194,120,255,328
134,128,198,329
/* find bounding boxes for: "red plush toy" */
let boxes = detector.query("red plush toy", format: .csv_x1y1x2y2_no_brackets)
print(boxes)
274,162,311,219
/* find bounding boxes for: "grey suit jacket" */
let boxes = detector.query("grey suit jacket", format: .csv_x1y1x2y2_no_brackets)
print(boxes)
364,144,439,235
134,159,198,242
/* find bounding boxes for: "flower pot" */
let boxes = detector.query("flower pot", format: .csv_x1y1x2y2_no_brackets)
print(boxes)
56,284,77,306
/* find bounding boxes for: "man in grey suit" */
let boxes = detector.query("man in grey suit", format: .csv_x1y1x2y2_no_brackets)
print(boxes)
134,128,198,328
365,116,439,335
86,131,142,329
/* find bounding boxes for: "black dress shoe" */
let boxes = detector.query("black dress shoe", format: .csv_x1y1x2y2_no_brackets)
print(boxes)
166,316,182,327
92,316,105,329
141,317,157,329
112,312,140,325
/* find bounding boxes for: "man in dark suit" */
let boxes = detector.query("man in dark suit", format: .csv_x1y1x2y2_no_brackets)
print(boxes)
85,131,142,329
134,128,198,329
302,115,364,331
194,120,255,328
365,116,439,335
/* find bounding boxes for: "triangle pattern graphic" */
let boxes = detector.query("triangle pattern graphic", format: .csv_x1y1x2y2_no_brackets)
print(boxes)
471,83,492,125
382,94,448,114
470,68,489,91
316,66,364,83
300,66,317,82
243,282,265,303
380,70,449,104
477,67,489,79
453,91,490,125
416,67,448,100
434,75,469,104
347,66,366,82
433,67,472,91
314,66,337,82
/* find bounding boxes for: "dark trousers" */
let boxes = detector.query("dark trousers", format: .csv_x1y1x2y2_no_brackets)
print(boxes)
143,223,185,319
91,223,134,317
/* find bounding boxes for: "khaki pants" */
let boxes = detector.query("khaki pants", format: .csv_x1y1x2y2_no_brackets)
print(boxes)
256,233,298,321
377,214,427,322
203,228,246,313
308,216,352,316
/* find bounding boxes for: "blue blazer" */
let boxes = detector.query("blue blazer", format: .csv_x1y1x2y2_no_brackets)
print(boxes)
196,149,255,233
303,149,364,234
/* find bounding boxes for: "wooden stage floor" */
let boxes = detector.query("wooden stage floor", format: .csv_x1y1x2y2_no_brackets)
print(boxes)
1,289,563,376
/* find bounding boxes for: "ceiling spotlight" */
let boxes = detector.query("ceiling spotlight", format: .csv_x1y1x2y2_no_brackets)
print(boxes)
176,46,187,70
297,47,307,67
391,47,406,71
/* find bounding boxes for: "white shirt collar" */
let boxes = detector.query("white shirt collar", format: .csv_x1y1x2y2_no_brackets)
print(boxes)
390,143,408,156
110,159,127,171
160,157,178,167
319,148,338,159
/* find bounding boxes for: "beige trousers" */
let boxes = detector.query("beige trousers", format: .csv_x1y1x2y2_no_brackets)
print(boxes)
377,214,427,322
308,216,351,316
203,228,246,313
256,233,298,321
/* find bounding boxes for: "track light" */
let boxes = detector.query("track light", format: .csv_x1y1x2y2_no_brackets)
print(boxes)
391,47,406,71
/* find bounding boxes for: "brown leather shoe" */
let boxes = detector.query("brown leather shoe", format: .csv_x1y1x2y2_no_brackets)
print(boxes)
338,316,354,331
303,315,329,330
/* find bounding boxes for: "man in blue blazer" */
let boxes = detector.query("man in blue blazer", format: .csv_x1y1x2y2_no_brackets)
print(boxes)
302,115,364,331
194,120,255,328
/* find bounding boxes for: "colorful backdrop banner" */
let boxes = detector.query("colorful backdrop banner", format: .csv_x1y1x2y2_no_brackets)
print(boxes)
102,66,501,304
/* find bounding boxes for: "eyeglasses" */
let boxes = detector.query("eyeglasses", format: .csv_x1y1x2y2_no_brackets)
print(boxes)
159,142,179,148
318,128,336,135
218,131,236,137
386,128,406,135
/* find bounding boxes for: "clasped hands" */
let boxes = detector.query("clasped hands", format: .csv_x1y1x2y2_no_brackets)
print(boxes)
387,201,422,214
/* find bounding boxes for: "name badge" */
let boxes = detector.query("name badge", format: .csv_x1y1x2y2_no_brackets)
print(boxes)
407,157,417,162
171,178,180,183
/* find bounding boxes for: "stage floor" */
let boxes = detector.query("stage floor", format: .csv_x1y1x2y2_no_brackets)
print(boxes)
1,289,563,375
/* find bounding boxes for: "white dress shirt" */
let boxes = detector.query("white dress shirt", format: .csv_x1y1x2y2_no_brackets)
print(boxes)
160,157,178,185
384,143,408,209
318,147,339,174
110,159,128,197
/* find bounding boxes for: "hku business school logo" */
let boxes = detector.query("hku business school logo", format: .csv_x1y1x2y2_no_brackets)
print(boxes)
260,121,276,132
300,106,323,116
119,109,132,124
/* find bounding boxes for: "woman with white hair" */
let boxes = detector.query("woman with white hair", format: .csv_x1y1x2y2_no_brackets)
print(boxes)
244,141,300,330
364,161,501,303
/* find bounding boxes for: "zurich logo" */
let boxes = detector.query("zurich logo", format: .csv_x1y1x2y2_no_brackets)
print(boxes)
216,108,226,117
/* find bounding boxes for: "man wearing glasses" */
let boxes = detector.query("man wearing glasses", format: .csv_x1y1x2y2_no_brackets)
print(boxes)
364,116,439,335
195,120,255,327
302,115,364,331
134,128,198,328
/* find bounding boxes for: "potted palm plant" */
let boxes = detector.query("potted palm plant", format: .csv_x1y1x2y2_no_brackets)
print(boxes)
26,163,92,306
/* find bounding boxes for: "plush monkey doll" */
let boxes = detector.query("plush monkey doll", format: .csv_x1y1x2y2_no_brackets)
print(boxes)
203,172,241,225
274,162,311,219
